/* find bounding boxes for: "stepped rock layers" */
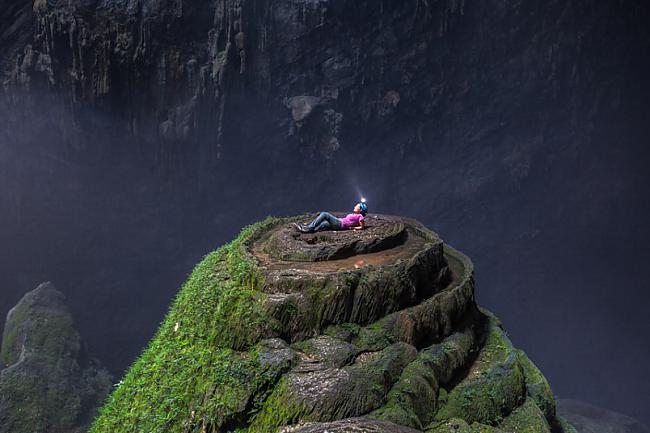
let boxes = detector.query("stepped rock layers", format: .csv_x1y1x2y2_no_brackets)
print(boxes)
0,282,112,433
91,215,577,433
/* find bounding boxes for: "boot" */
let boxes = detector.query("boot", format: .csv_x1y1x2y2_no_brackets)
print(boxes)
293,222,311,233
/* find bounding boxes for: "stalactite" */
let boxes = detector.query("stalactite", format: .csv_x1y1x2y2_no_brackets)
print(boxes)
4,0,476,170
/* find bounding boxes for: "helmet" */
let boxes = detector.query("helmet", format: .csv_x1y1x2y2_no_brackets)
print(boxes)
357,202,368,215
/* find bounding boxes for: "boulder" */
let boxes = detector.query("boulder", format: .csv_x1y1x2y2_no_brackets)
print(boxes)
0,282,112,433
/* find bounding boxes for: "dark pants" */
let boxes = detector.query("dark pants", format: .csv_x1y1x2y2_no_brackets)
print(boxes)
307,211,342,232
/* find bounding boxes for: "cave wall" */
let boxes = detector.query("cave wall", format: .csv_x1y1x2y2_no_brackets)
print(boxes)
1,0,649,423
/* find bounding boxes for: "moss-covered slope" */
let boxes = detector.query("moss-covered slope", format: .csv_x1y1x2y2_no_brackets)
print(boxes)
90,215,576,433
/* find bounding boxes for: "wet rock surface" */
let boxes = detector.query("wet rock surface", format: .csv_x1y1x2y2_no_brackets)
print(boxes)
264,214,407,262
248,215,452,341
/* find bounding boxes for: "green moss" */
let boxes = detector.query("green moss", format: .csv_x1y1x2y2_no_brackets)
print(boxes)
369,324,476,429
90,217,284,433
427,418,474,433
249,342,417,432
426,418,503,433
0,285,112,433
497,397,551,433
369,359,435,429
372,404,421,430
224,217,276,290
0,354,89,433
1,296,79,368
305,284,327,327
324,322,361,342
352,319,397,352
283,248,314,262
515,349,556,420
289,335,357,368
246,377,311,433
434,317,525,425
469,424,502,433
1,304,27,366
557,416,580,433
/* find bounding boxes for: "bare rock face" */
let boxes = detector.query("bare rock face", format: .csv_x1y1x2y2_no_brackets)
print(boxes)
0,282,112,433
90,215,577,433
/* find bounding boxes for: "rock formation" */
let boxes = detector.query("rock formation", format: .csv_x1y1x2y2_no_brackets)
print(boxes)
91,214,577,433
557,399,650,433
3,0,646,172
0,282,112,433
1,3,648,422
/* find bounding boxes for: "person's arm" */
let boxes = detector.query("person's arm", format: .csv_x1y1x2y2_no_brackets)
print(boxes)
353,219,365,230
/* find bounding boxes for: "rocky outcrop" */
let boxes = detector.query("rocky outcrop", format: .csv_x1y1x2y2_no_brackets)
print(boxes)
90,215,576,433
557,399,650,433
3,0,645,171
0,4,648,423
0,282,112,433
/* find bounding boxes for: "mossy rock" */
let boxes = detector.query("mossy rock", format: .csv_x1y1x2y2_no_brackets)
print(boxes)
279,417,423,433
368,316,478,429
248,342,418,432
434,315,526,425
515,348,556,420
557,416,580,433
290,335,359,369
1,283,80,367
0,282,112,433
91,218,288,433
90,215,566,433
426,418,504,433
497,397,552,433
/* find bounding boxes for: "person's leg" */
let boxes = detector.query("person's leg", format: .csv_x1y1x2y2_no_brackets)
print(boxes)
307,212,336,231
313,220,332,232
323,212,342,229
306,212,327,230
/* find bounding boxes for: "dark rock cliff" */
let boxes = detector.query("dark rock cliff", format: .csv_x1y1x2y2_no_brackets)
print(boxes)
0,282,112,433
3,0,647,173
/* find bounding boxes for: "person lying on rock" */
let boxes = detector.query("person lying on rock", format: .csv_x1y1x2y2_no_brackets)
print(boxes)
294,202,368,233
